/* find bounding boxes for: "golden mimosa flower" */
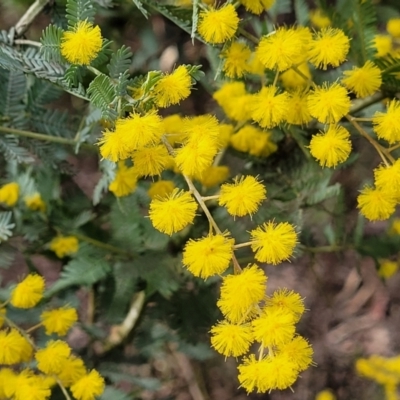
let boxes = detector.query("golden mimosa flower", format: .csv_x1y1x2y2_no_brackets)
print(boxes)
0,182,19,207
387,18,400,38
109,162,138,197
0,329,33,364
357,186,396,221
222,42,251,78
147,180,175,199
132,145,172,178
50,235,79,258
70,369,105,400
10,274,45,309
35,340,71,374
240,0,275,15
198,4,239,44
24,192,46,212
61,21,103,65
41,307,78,336
372,100,400,144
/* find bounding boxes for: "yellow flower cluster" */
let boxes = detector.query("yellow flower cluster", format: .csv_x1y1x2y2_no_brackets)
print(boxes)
356,355,400,400
0,274,104,399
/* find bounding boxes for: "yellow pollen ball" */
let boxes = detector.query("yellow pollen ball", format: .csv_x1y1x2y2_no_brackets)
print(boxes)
49,235,79,258
357,186,396,221
148,180,175,199
372,100,400,144
109,162,138,197
24,192,46,212
0,182,19,207
10,274,45,309
221,42,251,78
240,0,275,15
387,18,400,38
70,369,105,400
61,21,103,65
35,340,72,375
41,307,78,336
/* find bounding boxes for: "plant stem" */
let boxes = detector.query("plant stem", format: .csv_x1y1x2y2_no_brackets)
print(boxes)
346,114,395,166
388,143,400,152
14,0,50,36
233,242,252,249
74,233,134,258
25,322,43,333
238,28,259,44
201,195,220,201
300,244,350,253
14,39,41,47
350,92,384,114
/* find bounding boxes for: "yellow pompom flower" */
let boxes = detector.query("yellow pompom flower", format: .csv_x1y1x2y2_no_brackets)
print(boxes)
57,356,86,387
373,35,392,57
250,86,289,128
217,124,234,149
10,274,45,308
217,264,267,323
277,335,313,372
24,192,46,212
174,137,218,177
0,368,17,398
219,175,266,217
198,4,239,44
280,62,311,90
372,100,400,144
221,42,251,78
0,308,5,328
309,9,331,29
387,18,400,38
148,180,175,199
61,21,102,65
70,369,105,400
316,390,337,400
13,369,52,400
309,125,352,168
252,308,295,346
153,65,192,107
250,221,297,265
182,234,234,278
240,0,275,15
378,259,398,279
98,129,130,162
342,61,382,98
109,162,138,197
389,218,400,235
0,182,19,207
307,83,351,123
132,145,172,178
230,125,277,158
266,289,305,322
50,235,79,258
286,90,312,125
308,28,350,70
374,160,400,195
0,329,33,364
35,340,71,374
41,307,78,336
210,321,253,357
357,186,396,221
237,355,271,393
264,353,299,390
149,189,197,235
183,114,220,143
197,165,230,188
256,27,306,72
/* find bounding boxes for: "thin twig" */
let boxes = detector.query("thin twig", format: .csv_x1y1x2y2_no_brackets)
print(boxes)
15,0,50,36
14,39,41,47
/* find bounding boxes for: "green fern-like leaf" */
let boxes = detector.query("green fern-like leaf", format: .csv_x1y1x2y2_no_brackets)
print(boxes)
0,212,15,243
0,135,34,164
66,0,97,27
374,54,400,92
28,79,63,107
294,0,310,26
87,74,117,120
0,243,15,269
132,0,149,19
93,159,116,205
107,45,133,79
45,255,111,297
40,24,64,63
191,0,199,40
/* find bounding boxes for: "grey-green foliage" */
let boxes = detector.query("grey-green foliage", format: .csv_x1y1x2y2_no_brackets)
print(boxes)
87,74,117,120
40,24,64,63
66,0,97,27
107,45,133,78
0,212,15,243
374,54,400,92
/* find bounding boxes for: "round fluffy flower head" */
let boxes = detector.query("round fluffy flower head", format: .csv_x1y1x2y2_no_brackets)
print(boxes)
342,61,382,98
0,182,19,207
387,18,400,38
198,4,239,44
71,369,105,400
266,289,305,322
219,175,266,217
308,28,350,69
13,369,52,400
0,368,17,398
286,90,312,125
0,329,33,364
132,145,172,178
280,62,311,90
238,355,271,393
316,390,336,400
389,218,400,235
24,192,46,212
183,234,234,278
41,307,78,336
250,221,297,265
277,335,313,372
309,125,352,168
250,86,289,128
210,321,253,357
109,162,138,197
35,340,71,374
61,21,102,65
57,356,86,387
373,35,392,57
256,27,306,72
222,42,251,78
50,235,79,258
374,159,400,195
217,264,267,323
307,83,351,123
197,165,230,188
240,0,275,15
372,100,400,144
252,308,295,346
357,186,396,221
153,65,192,107
378,259,398,280
263,353,298,390
149,189,197,235
10,274,45,308
148,180,175,199
98,128,130,162
309,8,331,29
